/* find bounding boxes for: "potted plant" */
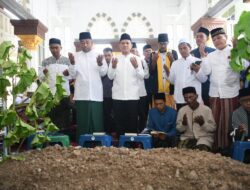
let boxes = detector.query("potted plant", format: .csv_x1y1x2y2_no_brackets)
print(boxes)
0,41,66,158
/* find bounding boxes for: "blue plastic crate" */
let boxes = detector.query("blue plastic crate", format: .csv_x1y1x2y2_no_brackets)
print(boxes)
232,141,250,162
79,134,112,147
119,135,152,149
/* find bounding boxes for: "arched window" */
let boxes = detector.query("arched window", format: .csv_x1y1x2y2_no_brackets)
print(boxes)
86,13,119,39
121,12,154,38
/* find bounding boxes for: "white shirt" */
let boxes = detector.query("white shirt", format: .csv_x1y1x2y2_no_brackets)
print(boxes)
108,53,144,100
201,46,240,98
139,59,149,97
39,56,71,96
169,55,207,104
69,50,108,101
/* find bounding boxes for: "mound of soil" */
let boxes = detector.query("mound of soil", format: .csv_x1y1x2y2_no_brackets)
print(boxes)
0,146,249,190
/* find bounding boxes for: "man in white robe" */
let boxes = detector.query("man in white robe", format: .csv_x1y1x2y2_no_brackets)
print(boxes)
69,32,108,141
108,33,144,135
168,39,207,111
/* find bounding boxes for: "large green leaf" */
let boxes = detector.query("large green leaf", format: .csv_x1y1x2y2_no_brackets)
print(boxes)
25,105,34,118
231,11,250,73
229,60,244,72
2,59,15,69
3,118,36,147
235,38,250,59
0,110,17,126
2,66,18,77
13,68,37,94
4,130,19,147
33,82,51,103
0,77,11,97
30,134,41,146
44,99,54,113
26,82,54,121
0,41,14,60
43,117,51,125
23,49,32,59
18,49,32,67
31,104,38,118
45,122,59,133
54,75,67,104
234,11,250,39
37,98,54,116
1,59,18,77
15,119,36,139
25,104,39,121
31,133,50,146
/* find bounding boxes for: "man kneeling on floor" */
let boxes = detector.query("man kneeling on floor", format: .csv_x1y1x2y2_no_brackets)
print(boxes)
142,93,177,147
176,87,216,151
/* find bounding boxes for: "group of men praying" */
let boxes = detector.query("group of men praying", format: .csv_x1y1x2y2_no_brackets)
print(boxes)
39,27,250,154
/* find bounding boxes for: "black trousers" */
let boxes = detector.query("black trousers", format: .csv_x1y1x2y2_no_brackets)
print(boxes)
202,80,210,107
49,97,71,129
146,93,153,109
138,96,148,132
103,97,115,134
113,100,139,136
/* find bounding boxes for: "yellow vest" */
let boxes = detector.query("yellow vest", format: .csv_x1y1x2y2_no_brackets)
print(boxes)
157,51,171,93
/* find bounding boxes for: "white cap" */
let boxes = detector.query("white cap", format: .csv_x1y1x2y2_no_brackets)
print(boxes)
178,38,190,45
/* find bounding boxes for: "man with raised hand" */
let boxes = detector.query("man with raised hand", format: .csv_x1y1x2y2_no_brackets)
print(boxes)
69,32,108,141
151,33,178,109
108,33,144,136
40,38,71,130
191,27,215,106
177,87,216,151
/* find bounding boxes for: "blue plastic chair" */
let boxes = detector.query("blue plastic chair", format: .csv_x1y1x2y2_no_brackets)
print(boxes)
79,134,112,147
232,141,250,162
119,135,152,149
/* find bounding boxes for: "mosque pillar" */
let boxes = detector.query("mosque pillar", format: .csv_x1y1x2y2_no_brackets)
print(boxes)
10,19,48,91
10,19,48,50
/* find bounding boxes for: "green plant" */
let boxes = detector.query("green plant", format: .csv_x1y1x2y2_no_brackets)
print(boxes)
0,41,66,156
230,11,250,80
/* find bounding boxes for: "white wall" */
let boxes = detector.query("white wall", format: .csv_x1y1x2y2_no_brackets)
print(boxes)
64,0,181,51
189,0,209,49
30,0,68,59
29,0,209,56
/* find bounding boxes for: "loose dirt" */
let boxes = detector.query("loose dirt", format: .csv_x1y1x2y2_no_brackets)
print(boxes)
0,146,249,190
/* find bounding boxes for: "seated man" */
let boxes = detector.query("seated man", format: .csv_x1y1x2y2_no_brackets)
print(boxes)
176,87,216,151
142,93,177,147
231,88,250,163
231,88,250,141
